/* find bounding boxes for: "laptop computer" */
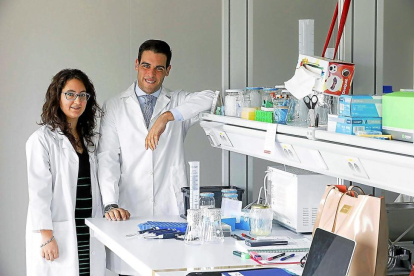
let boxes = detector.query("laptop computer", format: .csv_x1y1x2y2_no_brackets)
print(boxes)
302,228,356,276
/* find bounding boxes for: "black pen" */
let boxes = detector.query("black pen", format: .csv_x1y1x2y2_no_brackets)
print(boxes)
267,252,285,261
231,234,245,241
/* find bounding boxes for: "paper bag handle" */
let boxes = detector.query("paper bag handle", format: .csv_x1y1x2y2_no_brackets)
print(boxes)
321,0,352,59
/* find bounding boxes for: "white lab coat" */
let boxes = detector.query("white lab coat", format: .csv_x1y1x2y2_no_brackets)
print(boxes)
97,84,214,274
26,126,106,276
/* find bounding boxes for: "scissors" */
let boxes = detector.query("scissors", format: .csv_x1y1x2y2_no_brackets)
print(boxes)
303,95,318,127
303,95,318,109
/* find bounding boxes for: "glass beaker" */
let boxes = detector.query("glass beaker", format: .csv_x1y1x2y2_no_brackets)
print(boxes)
184,209,203,245
201,208,224,244
315,94,330,127
286,95,309,127
249,204,273,237
200,193,215,209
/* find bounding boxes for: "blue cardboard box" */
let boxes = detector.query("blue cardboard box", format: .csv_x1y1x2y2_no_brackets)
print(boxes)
328,115,382,135
339,95,382,117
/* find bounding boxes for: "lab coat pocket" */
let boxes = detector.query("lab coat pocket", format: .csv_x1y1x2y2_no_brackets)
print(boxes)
30,221,77,275
49,221,77,274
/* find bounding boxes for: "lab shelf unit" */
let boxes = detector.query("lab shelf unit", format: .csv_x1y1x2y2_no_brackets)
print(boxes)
200,113,414,197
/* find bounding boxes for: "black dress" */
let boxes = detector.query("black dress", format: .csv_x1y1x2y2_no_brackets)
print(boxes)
75,148,92,275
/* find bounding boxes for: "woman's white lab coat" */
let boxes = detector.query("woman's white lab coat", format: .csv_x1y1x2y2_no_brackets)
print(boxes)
26,126,105,276
97,84,213,274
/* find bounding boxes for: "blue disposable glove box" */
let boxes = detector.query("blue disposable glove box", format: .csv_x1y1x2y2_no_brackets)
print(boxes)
339,95,382,117
328,115,382,135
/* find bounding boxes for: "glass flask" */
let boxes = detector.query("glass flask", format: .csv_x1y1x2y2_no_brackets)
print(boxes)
200,192,216,209
201,208,224,244
184,209,203,245
249,204,273,236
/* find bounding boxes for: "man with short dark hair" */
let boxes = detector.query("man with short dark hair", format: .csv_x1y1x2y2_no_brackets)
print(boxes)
97,39,214,275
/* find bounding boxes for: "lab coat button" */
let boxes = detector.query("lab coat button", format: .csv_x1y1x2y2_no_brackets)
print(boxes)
91,251,95,255
150,171,154,175
150,198,154,203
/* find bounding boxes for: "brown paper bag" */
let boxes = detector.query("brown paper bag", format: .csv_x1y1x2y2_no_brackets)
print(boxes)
313,185,389,276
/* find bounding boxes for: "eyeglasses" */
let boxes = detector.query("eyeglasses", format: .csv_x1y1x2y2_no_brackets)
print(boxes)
63,92,91,102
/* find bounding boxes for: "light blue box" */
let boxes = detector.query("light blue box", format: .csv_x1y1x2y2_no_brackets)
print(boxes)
330,115,382,135
221,217,236,231
339,95,382,117
235,215,250,231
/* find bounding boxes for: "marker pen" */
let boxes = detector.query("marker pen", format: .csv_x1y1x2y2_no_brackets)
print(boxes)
267,252,285,261
233,251,251,259
241,233,255,240
280,253,295,261
250,251,262,261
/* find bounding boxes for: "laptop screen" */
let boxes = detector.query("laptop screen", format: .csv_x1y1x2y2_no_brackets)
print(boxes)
302,228,356,276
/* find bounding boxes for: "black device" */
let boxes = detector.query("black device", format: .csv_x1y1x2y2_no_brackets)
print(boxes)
245,240,288,247
302,228,356,276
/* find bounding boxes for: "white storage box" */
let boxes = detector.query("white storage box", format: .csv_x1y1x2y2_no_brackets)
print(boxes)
268,165,336,233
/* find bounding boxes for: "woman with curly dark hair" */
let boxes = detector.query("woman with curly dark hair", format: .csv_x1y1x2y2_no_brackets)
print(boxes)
25,69,105,276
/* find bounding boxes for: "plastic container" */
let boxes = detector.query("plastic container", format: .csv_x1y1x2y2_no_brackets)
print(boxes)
255,109,274,123
225,89,243,117
241,107,256,120
138,221,188,232
262,88,278,108
222,193,238,200
200,192,215,209
181,186,245,217
245,87,263,108
221,188,238,195
273,93,290,124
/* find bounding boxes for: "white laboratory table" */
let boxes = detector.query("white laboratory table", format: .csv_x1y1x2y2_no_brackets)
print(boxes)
86,216,304,276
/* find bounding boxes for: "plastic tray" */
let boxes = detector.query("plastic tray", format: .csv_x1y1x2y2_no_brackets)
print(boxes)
138,221,188,232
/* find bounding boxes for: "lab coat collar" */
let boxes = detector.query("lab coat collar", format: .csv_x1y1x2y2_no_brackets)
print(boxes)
151,87,171,120
119,83,135,98
49,126,95,155
134,81,161,99
121,82,172,126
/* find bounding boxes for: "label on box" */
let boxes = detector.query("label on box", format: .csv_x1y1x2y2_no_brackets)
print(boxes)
331,116,382,135
339,95,382,117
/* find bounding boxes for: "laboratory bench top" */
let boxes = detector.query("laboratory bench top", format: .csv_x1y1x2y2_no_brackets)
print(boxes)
86,216,305,276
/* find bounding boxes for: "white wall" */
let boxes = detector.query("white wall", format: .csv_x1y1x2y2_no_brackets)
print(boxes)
383,0,414,91
0,1,222,275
